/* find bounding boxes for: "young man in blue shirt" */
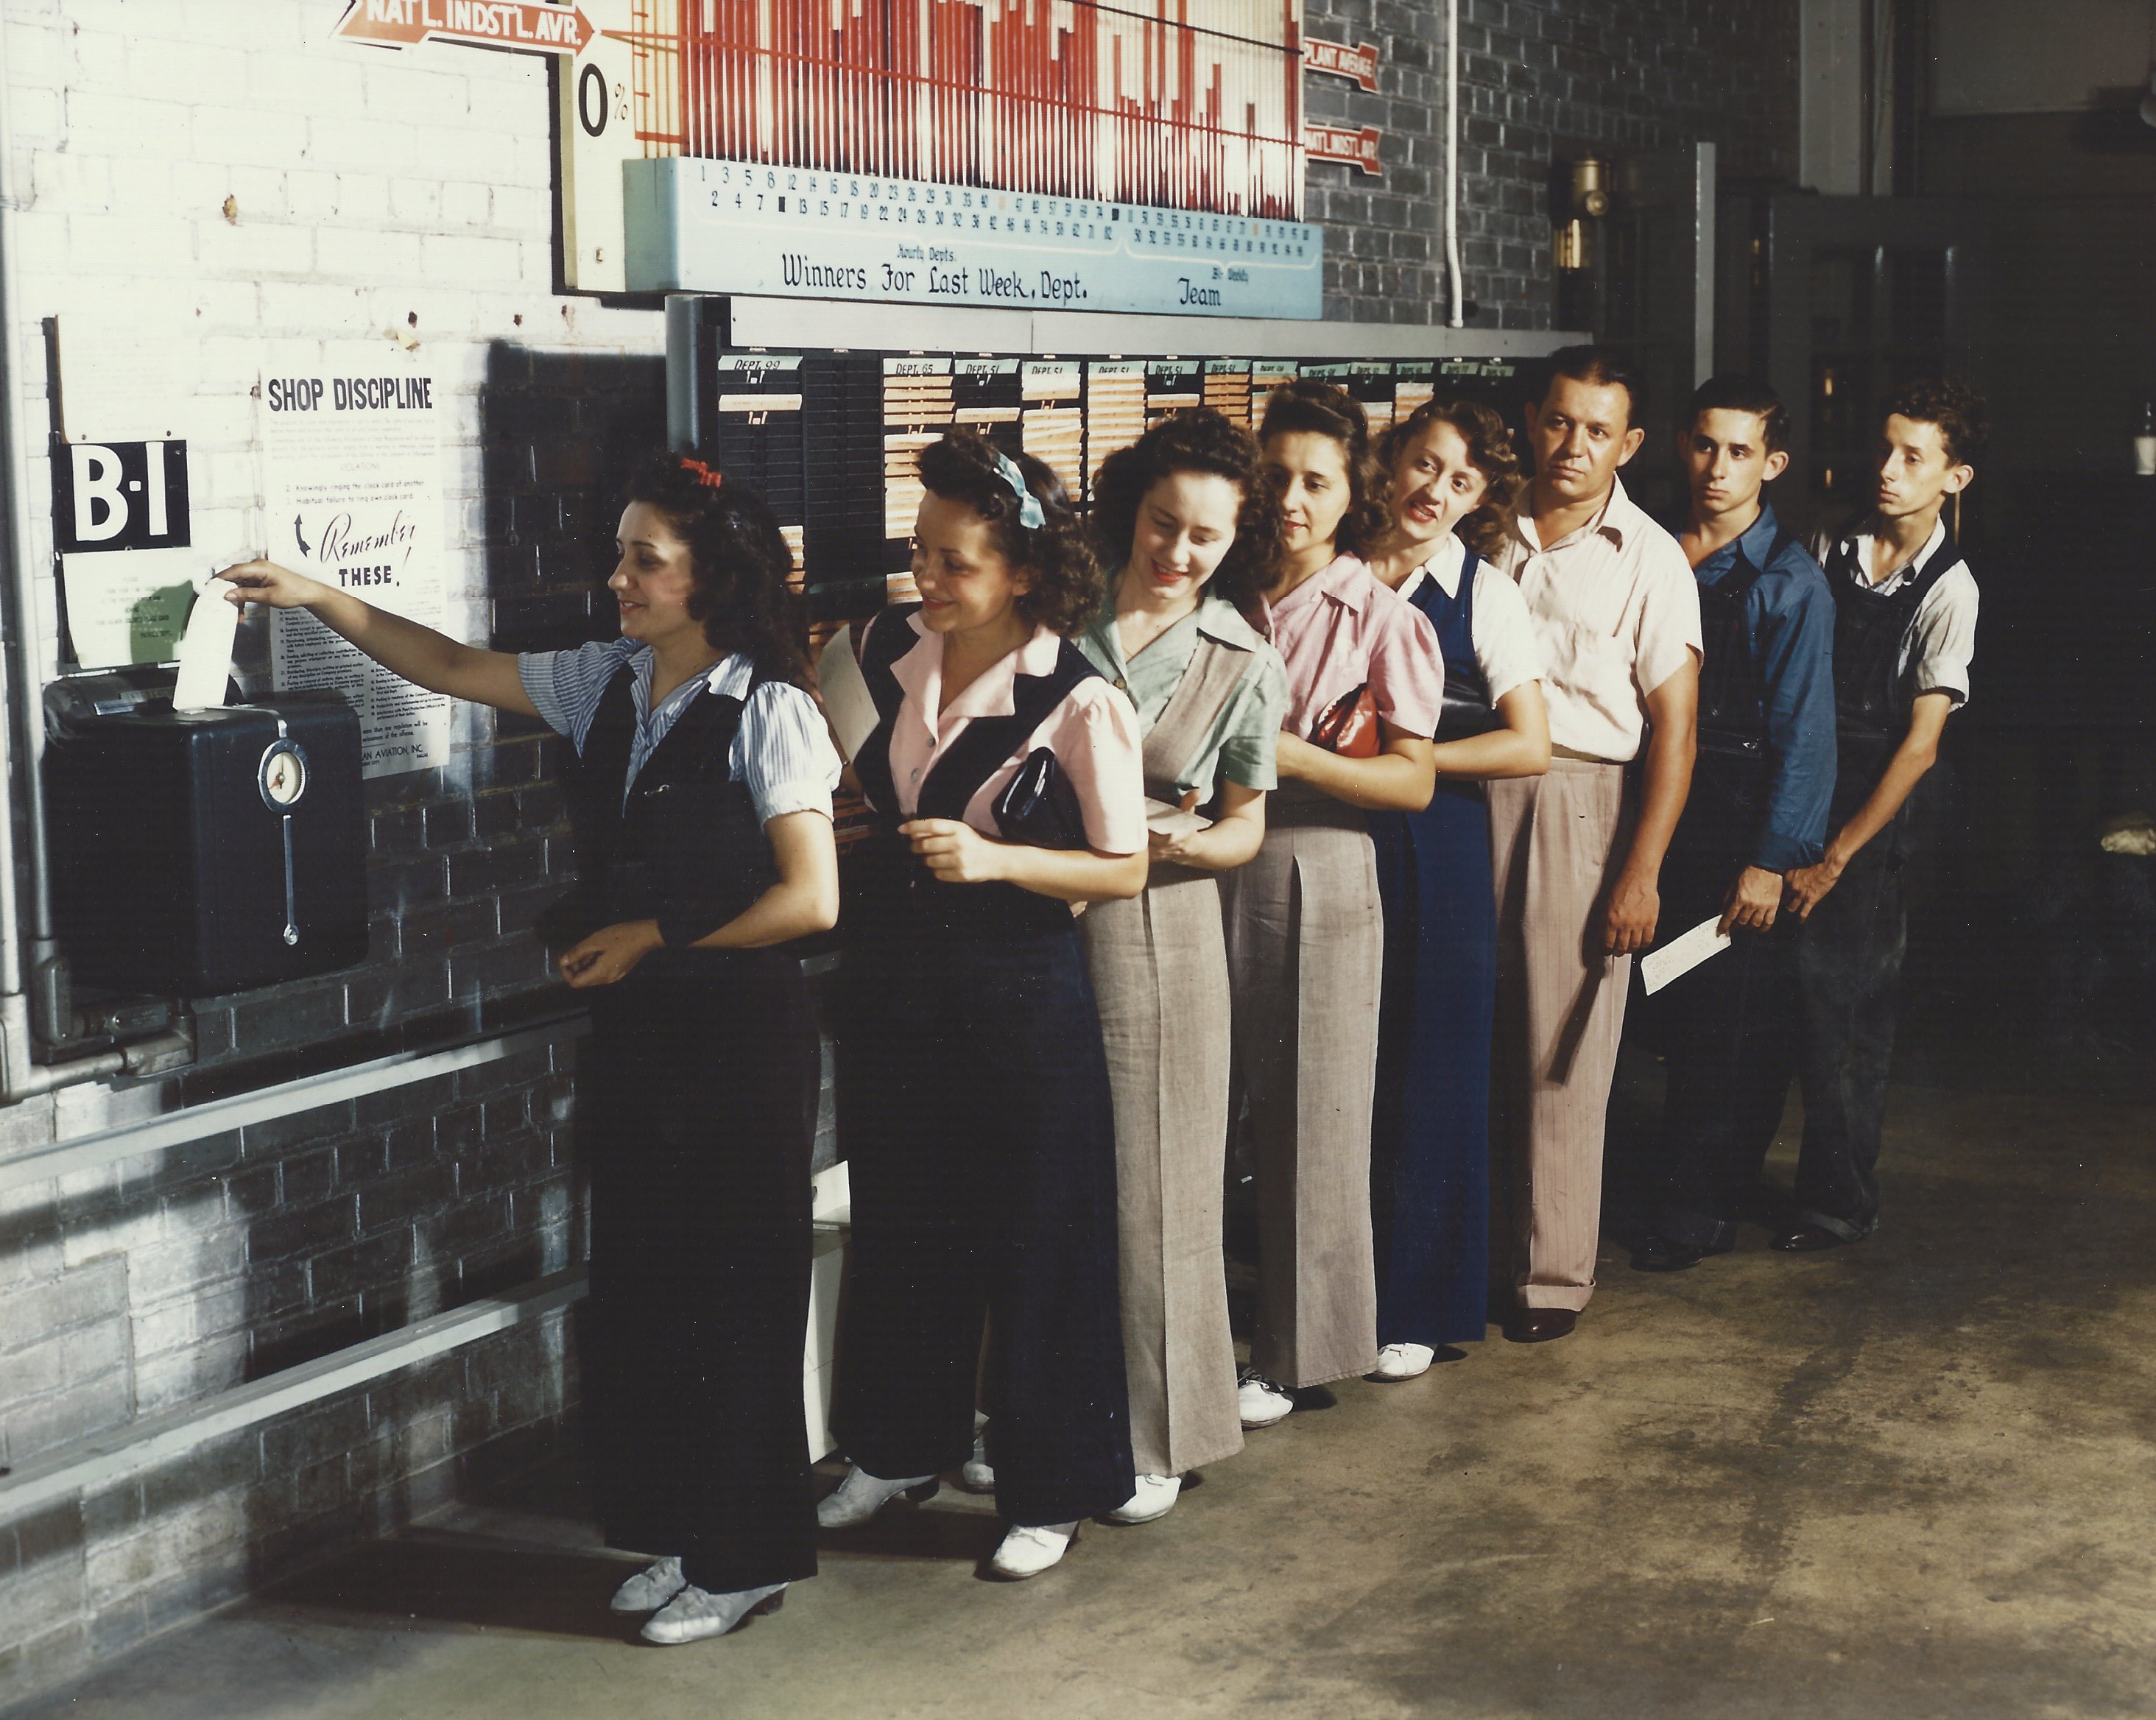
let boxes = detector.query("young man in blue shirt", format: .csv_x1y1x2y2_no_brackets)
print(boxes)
1633,376,1836,1272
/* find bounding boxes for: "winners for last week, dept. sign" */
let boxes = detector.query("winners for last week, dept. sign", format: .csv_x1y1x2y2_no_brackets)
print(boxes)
621,158,1325,321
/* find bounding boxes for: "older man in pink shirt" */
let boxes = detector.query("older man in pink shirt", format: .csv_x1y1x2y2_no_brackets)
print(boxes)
1487,347,1702,1343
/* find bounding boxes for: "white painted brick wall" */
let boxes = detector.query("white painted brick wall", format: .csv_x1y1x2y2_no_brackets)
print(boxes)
4,0,666,676
0,7,655,1701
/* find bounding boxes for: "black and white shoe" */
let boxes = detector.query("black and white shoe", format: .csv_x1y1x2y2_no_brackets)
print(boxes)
1237,1367,1293,1428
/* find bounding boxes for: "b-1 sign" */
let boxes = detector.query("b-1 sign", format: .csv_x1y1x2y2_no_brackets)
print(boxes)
52,441,191,554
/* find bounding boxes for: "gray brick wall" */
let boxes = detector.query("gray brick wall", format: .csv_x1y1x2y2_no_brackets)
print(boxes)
1,1313,569,1699
1301,0,1800,327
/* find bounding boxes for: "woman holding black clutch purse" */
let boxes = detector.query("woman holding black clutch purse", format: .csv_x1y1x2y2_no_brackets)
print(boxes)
819,429,1147,1581
1224,379,1447,1429
1061,410,1289,1526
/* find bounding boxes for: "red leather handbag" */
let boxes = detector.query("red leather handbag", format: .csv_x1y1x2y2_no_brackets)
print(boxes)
1309,683,1381,758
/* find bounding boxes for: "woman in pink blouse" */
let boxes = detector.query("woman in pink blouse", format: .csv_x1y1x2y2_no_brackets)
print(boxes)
1224,379,1447,1428
818,429,1147,1582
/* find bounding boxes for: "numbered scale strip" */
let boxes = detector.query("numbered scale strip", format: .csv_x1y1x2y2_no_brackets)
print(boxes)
624,155,1322,318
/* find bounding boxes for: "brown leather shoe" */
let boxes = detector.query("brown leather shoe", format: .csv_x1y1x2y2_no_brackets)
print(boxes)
1505,1308,1577,1343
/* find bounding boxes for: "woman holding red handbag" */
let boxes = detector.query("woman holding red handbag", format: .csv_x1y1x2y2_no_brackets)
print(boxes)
1223,379,1446,1428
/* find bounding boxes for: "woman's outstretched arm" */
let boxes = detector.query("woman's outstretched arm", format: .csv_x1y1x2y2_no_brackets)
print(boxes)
218,559,540,717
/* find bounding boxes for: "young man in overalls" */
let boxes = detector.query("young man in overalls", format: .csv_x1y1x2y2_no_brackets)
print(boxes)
1632,376,1836,1272
1780,378,1984,1250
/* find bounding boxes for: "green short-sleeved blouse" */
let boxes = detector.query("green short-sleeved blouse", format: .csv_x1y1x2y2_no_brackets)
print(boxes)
1077,586,1289,797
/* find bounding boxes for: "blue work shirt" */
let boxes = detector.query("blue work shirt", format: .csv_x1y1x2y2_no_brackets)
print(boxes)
1693,503,1837,872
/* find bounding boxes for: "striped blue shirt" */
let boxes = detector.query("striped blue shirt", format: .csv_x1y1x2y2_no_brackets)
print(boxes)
517,640,840,825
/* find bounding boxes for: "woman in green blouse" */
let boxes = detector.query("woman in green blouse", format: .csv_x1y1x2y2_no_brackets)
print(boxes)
1075,409,1287,1523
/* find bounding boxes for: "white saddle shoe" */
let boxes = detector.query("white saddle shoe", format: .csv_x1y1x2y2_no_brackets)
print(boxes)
816,1465,939,1528
1105,1473,1182,1524
609,1555,686,1612
639,1582,786,1645
1370,1342,1436,1381
1237,1369,1293,1428
990,1520,1078,1579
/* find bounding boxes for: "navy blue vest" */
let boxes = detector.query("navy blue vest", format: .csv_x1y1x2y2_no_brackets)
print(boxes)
846,605,1099,940
549,661,775,954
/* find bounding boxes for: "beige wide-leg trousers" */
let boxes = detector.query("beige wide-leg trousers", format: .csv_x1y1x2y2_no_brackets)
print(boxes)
1084,867,1244,1477
1221,791,1383,1388
1486,759,1635,1314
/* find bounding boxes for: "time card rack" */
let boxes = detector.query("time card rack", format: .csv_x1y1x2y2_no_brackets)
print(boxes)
688,345,1548,847
691,348,1548,621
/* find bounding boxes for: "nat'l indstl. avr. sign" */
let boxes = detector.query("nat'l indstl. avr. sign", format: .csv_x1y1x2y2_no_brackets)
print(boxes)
621,158,1325,321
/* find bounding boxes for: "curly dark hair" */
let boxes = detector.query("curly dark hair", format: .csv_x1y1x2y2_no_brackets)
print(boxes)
1087,409,1282,618
1256,378,1389,559
1377,397,1525,560
621,451,808,685
915,428,1102,636
1882,376,1988,468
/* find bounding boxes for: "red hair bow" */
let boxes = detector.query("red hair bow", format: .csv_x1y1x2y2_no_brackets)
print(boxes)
678,456,725,491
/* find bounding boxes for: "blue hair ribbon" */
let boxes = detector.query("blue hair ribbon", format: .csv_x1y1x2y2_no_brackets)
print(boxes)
991,451,1047,531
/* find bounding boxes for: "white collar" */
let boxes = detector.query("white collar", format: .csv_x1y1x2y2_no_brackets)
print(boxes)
1515,475,1636,555
703,651,758,697
1397,533,1468,605
1849,518,1948,593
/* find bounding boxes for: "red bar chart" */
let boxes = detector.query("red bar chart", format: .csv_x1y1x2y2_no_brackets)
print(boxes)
624,0,1305,221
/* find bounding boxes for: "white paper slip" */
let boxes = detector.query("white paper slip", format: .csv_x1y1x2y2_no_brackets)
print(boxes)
1640,915,1733,995
1144,797,1212,837
815,624,879,764
170,577,239,711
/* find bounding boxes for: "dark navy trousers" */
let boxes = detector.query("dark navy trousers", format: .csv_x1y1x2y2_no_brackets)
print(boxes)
833,909,1134,1528
582,951,820,1595
1370,782,1495,1348
1646,754,1800,1250
1792,831,1912,1240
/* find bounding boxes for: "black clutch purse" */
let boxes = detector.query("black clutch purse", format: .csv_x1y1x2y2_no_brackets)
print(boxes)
993,747,1090,850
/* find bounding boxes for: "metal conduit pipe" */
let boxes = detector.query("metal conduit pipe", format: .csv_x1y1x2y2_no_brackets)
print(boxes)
0,59,188,1100
1445,0,1465,328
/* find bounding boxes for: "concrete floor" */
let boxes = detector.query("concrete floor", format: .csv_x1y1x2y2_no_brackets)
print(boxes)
18,1071,2156,1720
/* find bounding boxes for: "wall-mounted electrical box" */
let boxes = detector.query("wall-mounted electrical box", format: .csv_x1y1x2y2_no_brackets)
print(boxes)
44,688,369,997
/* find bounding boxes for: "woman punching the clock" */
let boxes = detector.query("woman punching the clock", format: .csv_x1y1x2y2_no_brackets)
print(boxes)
219,451,842,1648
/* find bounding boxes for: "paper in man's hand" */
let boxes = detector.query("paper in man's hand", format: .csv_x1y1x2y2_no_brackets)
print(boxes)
1640,916,1733,995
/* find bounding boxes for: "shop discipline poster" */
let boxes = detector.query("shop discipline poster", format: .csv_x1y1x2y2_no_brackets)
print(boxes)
263,364,453,779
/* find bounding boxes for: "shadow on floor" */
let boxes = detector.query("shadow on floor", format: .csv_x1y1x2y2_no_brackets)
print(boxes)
272,1534,636,1645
